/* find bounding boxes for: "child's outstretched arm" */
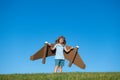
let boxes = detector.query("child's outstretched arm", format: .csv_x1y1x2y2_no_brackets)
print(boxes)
50,45,56,50
64,46,74,53
45,41,56,50
47,43,56,50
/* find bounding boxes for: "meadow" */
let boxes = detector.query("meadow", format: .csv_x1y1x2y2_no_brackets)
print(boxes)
0,72,120,80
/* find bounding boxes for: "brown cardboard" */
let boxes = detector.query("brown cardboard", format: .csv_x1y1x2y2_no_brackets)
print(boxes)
30,43,86,69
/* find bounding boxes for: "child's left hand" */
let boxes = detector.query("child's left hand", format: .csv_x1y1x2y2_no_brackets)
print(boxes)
70,47,74,50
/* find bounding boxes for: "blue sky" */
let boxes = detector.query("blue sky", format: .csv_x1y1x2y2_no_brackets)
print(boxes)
0,0,120,74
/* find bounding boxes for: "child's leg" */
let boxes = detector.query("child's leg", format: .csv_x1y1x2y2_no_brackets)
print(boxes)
54,59,59,73
54,65,58,73
59,60,64,73
59,66,62,73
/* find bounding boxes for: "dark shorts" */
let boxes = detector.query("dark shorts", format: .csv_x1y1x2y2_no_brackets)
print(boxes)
55,59,65,67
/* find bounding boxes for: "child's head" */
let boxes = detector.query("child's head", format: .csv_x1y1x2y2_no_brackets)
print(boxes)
55,36,66,45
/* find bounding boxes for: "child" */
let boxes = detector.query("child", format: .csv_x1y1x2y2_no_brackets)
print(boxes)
49,36,73,73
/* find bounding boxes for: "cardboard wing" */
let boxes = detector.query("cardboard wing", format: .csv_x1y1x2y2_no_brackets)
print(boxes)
30,43,86,69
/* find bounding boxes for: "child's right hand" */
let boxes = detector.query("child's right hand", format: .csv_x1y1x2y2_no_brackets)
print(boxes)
70,46,74,50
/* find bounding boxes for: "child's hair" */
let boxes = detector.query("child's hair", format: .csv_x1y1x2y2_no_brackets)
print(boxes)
55,36,66,45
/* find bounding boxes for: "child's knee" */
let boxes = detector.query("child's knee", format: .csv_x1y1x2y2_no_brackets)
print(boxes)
55,65,58,68
59,66,62,69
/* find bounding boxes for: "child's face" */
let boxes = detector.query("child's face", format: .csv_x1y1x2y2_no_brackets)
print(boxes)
59,38,64,44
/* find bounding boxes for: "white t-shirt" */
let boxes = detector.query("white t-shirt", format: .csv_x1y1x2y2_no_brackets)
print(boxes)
54,44,66,59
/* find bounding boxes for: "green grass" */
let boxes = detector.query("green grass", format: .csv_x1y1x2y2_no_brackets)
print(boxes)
0,72,120,80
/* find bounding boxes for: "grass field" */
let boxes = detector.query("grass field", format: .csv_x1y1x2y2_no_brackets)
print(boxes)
0,72,120,80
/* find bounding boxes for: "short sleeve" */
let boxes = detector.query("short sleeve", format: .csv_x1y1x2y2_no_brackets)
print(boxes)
54,44,57,49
